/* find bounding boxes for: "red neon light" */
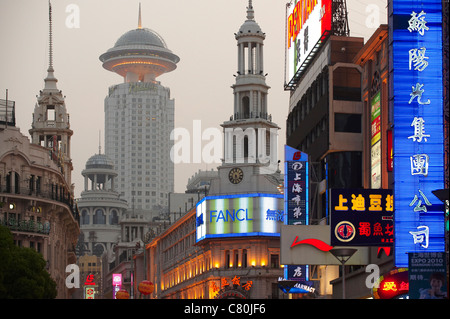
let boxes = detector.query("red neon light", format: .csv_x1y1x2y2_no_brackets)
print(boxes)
291,237,334,251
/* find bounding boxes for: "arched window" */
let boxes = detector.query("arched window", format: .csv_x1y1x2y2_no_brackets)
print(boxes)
242,96,250,119
244,136,249,158
109,209,119,225
81,209,90,225
93,209,106,224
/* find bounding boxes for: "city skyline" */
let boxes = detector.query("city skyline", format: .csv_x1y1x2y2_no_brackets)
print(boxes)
0,0,387,198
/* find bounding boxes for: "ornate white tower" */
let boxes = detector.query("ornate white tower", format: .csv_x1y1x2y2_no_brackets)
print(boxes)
77,151,128,257
209,0,281,195
29,1,73,186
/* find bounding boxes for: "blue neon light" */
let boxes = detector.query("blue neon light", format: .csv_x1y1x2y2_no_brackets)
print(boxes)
391,0,445,267
196,193,283,207
195,193,284,243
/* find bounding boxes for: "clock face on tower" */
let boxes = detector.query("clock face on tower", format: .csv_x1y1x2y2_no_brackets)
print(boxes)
228,167,244,184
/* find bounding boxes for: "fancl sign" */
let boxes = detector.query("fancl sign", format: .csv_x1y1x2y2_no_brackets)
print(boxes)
390,0,445,267
196,193,283,242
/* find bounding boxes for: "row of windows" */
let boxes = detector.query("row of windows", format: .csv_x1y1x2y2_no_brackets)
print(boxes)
287,70,328,137
80,209,119,225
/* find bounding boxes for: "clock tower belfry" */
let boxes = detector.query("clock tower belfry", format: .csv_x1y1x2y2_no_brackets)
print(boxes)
209,0,282,195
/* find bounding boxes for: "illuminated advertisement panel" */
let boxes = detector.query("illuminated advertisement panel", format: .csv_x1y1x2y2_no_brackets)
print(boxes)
284,145,309,225
283,145,310,293
195,193,283,242
286,0,332,84
112,273,122,299
391,0,445,267
330,189,393,246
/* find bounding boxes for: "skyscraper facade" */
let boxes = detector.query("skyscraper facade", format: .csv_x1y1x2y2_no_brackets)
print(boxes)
100,7,179,215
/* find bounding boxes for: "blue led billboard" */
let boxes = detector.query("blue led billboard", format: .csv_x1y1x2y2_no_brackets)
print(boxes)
195,193,284,242
391,0,445,267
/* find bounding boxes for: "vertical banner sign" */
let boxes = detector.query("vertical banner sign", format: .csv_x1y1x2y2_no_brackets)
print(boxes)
371,92,382,188
283,145,312,293
285,145,309,225
112,273,122,299
408,252,447,299
85,287,95,299
391,0,445,267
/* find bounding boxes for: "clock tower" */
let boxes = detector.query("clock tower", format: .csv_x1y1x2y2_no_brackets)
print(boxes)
208,0,282,196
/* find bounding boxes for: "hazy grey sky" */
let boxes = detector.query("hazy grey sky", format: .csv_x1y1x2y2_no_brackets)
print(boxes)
0,0,387,198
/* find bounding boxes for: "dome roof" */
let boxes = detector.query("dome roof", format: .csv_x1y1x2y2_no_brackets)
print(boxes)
238,20,263,35
85,154,115,170
114,28,167,49
235,2,264,39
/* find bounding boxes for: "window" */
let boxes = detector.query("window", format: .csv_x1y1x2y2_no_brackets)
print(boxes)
47,106,56,121
270,254,279,268
225,250,231,269
93,209,106,224
334,113,361,133
81,209,90,225
109,209,119,225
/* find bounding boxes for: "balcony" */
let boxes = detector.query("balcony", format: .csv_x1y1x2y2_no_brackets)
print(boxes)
0,217,51,235
229,112,272,122
0,185,80,225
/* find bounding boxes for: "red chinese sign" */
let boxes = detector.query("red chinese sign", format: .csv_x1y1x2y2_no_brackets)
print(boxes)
373,268,409,299
212,276,253,296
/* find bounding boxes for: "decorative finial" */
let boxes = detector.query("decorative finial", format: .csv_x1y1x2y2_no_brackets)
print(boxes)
138,3,142,29
99,130,102,154
246,0,254,20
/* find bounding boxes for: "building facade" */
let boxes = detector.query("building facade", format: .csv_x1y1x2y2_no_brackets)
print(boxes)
0,2,80,298
285,21,398,298
100,6,179,215
138,1,286,300
77,152,128,257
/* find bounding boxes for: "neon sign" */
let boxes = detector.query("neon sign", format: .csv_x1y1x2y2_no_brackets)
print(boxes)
330,189,394,246
112,273,122,299
283,145,309,292
373,268,409,299
196,193,283,242
391,0,445,267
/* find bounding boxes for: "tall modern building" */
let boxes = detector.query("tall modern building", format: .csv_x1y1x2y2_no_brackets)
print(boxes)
99,5,179,215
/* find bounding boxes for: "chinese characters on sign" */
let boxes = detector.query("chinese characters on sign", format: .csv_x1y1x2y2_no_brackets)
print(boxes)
373,268,409,299
392,0,445,267
283,145,309,293
285,146,308,225
330,189,393,246
211,276,253,298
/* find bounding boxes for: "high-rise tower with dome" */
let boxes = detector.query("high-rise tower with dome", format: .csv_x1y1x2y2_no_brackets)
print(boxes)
100,5,179,216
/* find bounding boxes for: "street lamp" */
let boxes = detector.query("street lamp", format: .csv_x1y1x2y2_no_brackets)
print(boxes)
330,248,357,299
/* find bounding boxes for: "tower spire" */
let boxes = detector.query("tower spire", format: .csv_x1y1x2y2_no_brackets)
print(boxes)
44,0,58,90
48,0,53,70
246,0,254,20
138,3,142,29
